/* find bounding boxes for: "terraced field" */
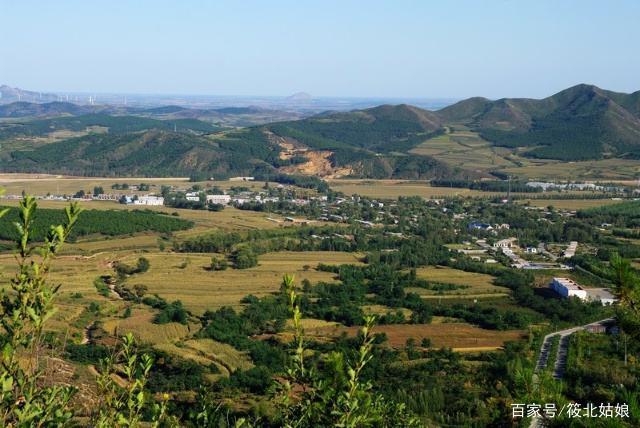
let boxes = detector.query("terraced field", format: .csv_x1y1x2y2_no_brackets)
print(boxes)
119,251,363,313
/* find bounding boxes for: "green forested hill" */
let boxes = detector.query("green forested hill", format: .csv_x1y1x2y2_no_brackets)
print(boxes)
266,104,443,153
2,104,461,180
439,84,640,160
5,129,279,178
2,84,639,178
0,113,220,138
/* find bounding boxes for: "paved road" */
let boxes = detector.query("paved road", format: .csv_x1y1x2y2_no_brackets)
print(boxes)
529,318,613,427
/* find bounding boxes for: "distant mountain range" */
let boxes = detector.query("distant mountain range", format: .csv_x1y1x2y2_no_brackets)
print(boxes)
438,84,640,160
0,85,59,103
1,84,638,179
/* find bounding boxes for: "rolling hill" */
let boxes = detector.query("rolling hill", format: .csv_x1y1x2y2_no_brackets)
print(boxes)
4,129,279,178
439,84,640,160
1,84,638,180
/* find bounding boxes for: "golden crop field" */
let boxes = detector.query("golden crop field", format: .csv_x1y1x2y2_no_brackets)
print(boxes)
119,251,363,314
0,173,305,198
101,307,195,345
406,266,509,299
327,179,511,199
308,323,526,350
519,198,627,210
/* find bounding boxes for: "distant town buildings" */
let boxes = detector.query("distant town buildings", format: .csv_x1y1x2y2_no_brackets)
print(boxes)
185,192,200,202
206,194,231,205
494,238,517,249
468,222,492,231
133,195,164,206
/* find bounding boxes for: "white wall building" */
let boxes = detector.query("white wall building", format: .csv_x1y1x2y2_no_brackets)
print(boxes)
133,195,164,206
493,238,517,249
550,277,588,300
185,192,200,202
206,194,231,205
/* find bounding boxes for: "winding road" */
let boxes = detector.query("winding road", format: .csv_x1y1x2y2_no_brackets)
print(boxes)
529,318,613,427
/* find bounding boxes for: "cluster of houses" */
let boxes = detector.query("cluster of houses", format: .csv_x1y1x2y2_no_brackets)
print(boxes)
467,222,511,233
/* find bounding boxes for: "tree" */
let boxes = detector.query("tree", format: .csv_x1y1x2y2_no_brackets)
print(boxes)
133,284,148,300
210,256,228,271
274,274,420,427
136,257,150,273
0,193,169,427
93,186,105,196
0,195,82,426
233,247,258,269
610,254,640,343
93,333,167,426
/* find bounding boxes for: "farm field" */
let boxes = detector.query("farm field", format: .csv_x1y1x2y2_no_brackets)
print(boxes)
409,266,509,298
409,130,517,172
500,158,640,181
327,179,516,199
520,198,628,210
120,251,363,313
0,199,289,235
0,173,279,197
308,323,526,350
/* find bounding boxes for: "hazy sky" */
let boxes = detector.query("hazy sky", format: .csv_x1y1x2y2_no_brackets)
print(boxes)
1,0,639,99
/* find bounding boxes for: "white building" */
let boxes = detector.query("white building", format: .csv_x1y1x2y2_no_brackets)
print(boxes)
550,277,588,300
229,176,255,181
563,241,578,258
206,194,231,205
133,195,164,206
185,192,200,202
493,238,517,249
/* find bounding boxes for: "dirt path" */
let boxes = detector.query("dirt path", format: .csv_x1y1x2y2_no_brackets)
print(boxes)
81,323,92,345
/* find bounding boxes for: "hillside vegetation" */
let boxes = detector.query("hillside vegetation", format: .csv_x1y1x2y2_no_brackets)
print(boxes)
440,84,640,160
2,84,639,179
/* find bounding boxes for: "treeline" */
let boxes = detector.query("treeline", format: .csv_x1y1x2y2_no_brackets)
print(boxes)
0,206,193,241
431,179,541,193
255,173,329,192
0,114,218,138
578,200,640,228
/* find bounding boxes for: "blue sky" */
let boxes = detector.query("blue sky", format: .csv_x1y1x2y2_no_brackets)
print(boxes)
1,0,638,98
